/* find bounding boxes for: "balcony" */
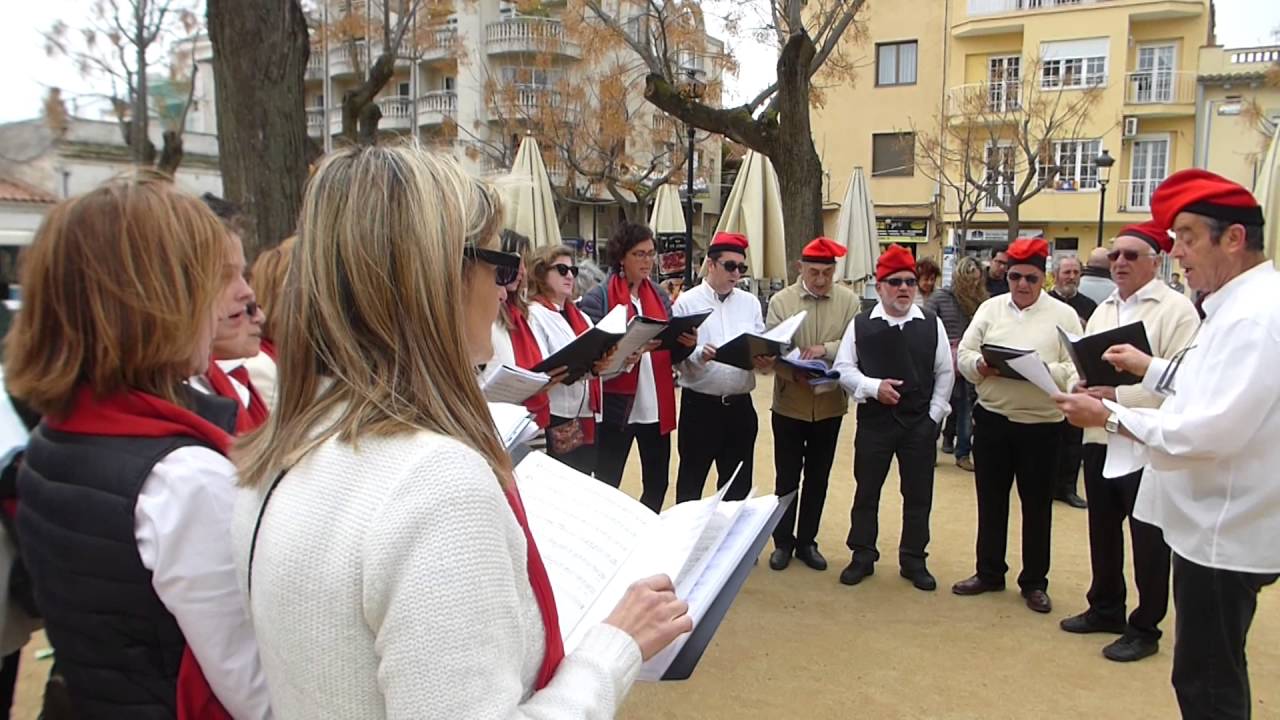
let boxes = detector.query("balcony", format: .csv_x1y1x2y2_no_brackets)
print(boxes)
1116,178,1164,212
954,0,1204,37
416,91,456,126
946,81,1022,119
968,0,1102,17
488,85,562,121
418,27,458,63
305,106,344,138
375,96,414,130
306,54,324,80
485,19,581,59
1123,70,1195,116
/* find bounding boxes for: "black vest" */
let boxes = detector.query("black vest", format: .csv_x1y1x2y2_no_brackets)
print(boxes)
17,391,238,720
853,309,940,428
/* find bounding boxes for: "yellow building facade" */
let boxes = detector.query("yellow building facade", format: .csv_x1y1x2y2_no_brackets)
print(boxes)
1194,45,1280,193
813,0,1214,266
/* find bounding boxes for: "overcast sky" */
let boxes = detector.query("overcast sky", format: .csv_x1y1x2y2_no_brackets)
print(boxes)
1,0,1277,122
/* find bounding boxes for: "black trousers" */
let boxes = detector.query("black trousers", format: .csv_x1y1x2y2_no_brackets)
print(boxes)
847,413,937,570
1081,444,1171,641
771,413,842,550
0,650,17,719
545,415,598,477
1055,422,1084,497
675,391,756,503
1171,554,1278,720
972,405,1059,593
596,420,671,512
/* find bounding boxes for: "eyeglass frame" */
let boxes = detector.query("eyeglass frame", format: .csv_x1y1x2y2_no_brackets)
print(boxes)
881,276,918,288
464,245,522,286
1107,248,1157,263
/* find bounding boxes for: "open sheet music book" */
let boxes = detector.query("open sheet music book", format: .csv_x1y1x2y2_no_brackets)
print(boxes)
487,402,540,452
531,305,667,383
980,343,1033,382
482,365,551,405
653,310,714,352
1057,322,1152,387
777,348,840,385
514,451,782,681
712,311,808,371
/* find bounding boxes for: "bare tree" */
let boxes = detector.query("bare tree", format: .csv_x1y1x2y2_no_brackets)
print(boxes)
913,116,990,254
42,0,201,174
574,0,866,271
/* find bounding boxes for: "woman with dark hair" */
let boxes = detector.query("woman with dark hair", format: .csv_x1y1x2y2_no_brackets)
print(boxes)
488,229,554,436
578,222,694,510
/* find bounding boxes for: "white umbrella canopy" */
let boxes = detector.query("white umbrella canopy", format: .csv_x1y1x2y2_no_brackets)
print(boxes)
648,184,686,235
833,167,879,292
714,150,787,280
1256,123,1280,270
499,135,562,249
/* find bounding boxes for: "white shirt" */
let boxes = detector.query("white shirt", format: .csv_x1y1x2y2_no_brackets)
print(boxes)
628,295,660,424
833,302,955,425
135,447,273,720
215,359,252,407
672,283,765,397
1111,262,1280,573
489,320,517,370
244,352,279,412
527,301,597,420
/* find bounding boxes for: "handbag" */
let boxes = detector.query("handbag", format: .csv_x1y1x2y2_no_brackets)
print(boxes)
547,417,586,455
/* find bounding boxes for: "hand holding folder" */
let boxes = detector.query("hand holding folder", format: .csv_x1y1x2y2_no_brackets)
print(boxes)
712,311,808,371
531,305,667,383
1057,322,1153,387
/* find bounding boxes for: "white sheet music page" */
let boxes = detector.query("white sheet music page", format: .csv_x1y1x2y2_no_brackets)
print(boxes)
763,310,808,343
599,318,668,376
482,365,551,405
1006,352,1063,397
514,452,657,642
487,402,536,450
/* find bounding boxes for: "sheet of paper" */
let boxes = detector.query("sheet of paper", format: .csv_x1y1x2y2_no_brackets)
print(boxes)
600,319,668,376
637,495,779,682
1100,399,1149,478
594,304,629,334
1006,352,1061,397
515,452,657,641
482,365,550,405
763,310,807,343
487,402,537,450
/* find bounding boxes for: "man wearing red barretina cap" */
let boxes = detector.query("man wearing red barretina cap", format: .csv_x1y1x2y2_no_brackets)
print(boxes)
954,237,1082,614
1057,169,1279,718
1057,222,1198,664
764,237,862,572
672,231,771,504
834,244,953,591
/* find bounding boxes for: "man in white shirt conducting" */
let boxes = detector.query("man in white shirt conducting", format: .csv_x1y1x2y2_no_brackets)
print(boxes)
834,244,954,591
1058,169,1279,719
673,232,772,503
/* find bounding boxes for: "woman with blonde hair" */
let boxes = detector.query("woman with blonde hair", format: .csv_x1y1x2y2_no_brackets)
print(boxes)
925,255,988,471
233,145,690,718
244,236,296,409
4,171,271,719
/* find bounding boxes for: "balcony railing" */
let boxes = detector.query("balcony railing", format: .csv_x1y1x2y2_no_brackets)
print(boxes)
376,96,414,121
982,181,1015,211
967,0,1100,17
485,18,580,57
1230,47,1280,64
306,54,324,79
1117,178,1164,212
1124,70,1195,105
418,27,457,61
946,81,1022,116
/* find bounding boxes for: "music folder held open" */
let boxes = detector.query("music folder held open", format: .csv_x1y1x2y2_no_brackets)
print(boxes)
1057,322,1152,387
712,311,808,371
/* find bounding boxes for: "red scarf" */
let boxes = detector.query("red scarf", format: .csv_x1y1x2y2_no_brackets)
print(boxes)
506,300,551,429
533,297,601,444
205,362,269,433
45,386,235,720
503,482,565,688
603,274,677,435
258,339,277,362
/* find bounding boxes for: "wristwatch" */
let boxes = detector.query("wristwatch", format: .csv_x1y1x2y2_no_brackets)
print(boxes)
1104,411,1120,434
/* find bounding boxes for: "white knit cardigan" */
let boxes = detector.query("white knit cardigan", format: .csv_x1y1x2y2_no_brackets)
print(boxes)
231,430,641,719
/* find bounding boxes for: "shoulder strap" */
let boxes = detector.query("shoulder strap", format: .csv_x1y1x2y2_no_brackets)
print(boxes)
246,470,287,596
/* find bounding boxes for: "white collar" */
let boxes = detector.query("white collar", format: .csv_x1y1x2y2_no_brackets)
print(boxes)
1104,276,1164,306
1202,260,1274,318
870,302,925,322
800,280,828,300
215,358,246,374
1005,291,1045,313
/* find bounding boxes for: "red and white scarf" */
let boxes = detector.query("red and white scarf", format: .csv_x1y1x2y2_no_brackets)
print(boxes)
603,274,677,435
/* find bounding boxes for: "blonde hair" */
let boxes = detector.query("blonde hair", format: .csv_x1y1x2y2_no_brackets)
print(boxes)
248,235,296,341
528,244,577,300
952,256,988,318
4,171,227,417
236,144,510,488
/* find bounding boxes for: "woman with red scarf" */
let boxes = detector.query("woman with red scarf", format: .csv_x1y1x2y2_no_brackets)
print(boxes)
487,230,554,436
578,222,696,511
3,172,271,719
232,146,689,717
243,236,296,411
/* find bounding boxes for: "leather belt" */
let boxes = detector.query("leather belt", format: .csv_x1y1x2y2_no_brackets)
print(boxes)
687,389,752,406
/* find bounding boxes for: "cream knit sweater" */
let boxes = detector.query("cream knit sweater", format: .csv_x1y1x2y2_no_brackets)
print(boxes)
231,431,641,719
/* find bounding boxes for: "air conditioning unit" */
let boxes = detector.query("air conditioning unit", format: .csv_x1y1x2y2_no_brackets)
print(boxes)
1122,116,1139,138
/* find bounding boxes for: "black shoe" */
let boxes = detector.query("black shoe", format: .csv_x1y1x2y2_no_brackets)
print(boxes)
1059,611,1126,635
941,437,955,454
795,545,828,571
1103,634,1159,662
839,559,874,586
1055,492,1088,509
951,574,1005,595
1024,589,1053,614
768,547,792,571
900,566,937,591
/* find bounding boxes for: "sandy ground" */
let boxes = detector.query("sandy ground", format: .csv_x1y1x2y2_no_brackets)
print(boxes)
9,375,1278,718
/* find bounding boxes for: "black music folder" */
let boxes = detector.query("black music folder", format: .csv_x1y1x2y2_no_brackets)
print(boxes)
653,310,714,352
1058,322,1152,387
980,343,1032,382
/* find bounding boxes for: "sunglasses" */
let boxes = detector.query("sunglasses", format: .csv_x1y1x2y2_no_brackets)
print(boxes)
1007,271,1042,284
551,263,580,278
882,277,917,288
225,300,260,321
718,260,749,274
1107,249,1156,262
465,245,522,286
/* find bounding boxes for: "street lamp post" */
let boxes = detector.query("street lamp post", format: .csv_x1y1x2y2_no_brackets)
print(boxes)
1094,149,1115,248
678,66,706,287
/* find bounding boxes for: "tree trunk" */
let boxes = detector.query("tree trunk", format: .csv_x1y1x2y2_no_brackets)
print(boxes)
157,130,184,176
343,53,397,144
131,2,154,166
772,33,824,281
1006,206,1021,242
207,0,311,260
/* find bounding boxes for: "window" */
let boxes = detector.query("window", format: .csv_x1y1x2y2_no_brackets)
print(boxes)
983,143,1016,210
311,93,326,109
1037,139,1101,190
443,76,456,91
397,81,411,98
1040,38,1108,89
872,132,915,177
500,67,560,87
877,41,918,86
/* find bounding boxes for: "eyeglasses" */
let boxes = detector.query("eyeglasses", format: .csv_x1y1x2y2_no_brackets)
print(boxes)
1007,271,1042,284
718,260,749,274
1107,249,1156,262
551,263,580,278
464,245,522,286
629,250,658,260
882,277,918,288
245,301,260,318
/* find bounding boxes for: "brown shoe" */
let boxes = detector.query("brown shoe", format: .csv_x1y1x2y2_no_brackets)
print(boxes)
956,456,975,472
1024,590,1052,614
951,574,1005,595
